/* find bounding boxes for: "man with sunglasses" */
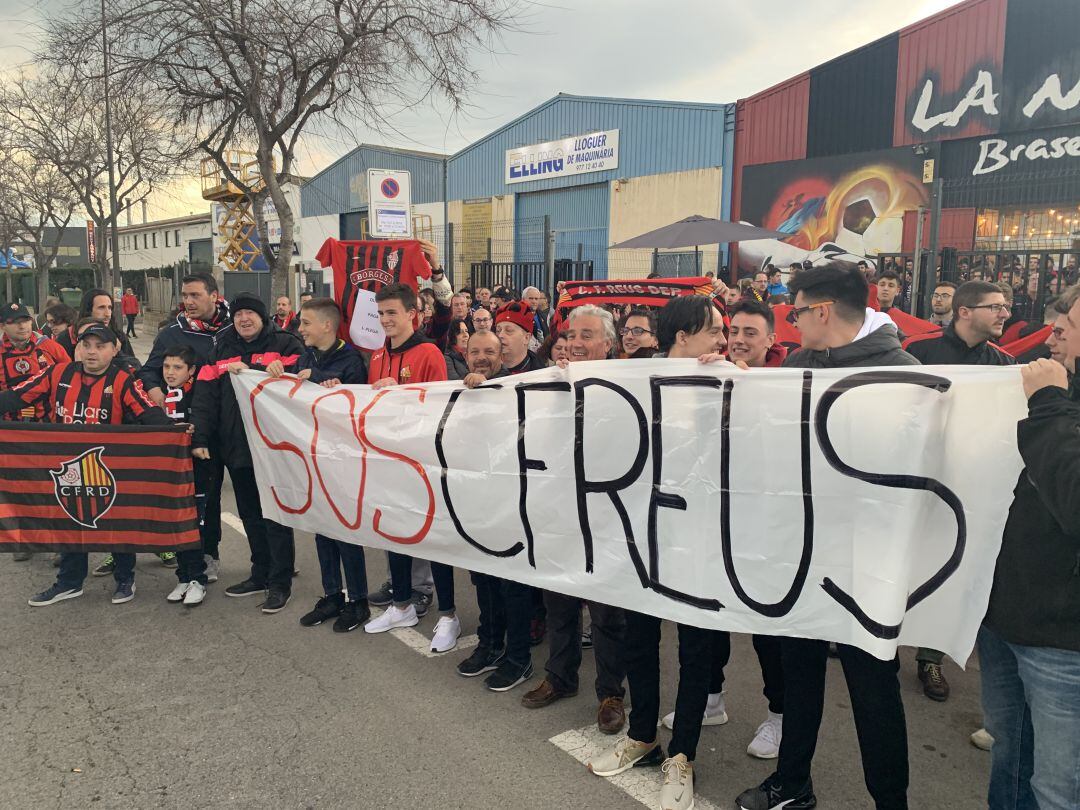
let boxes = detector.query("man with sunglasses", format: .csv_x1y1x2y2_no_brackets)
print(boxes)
737,263,916,810
904,281,1015,366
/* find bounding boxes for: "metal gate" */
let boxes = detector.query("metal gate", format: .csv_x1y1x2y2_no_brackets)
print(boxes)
514,184,610,278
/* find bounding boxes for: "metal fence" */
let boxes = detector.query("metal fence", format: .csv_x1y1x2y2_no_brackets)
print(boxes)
431,216,721,290
876,248,1080,321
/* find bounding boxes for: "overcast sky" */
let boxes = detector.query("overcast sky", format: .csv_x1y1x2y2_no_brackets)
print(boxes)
1,0,959,218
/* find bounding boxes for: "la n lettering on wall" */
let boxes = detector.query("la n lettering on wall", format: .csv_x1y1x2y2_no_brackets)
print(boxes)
233,362,1026,663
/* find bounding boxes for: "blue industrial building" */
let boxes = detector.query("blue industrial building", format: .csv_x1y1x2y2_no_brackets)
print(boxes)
447,94,735,278
298,95,736,282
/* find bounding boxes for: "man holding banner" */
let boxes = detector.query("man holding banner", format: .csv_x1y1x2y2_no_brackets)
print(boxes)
737,264,917,810
0,323,174,607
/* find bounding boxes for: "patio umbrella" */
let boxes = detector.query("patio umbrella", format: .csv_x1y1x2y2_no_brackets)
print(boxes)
610,215,789,250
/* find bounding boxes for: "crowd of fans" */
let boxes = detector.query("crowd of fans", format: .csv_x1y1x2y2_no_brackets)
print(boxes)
1,244,1077,810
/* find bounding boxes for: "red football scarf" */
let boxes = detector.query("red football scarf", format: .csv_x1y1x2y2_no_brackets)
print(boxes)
0,423,199,552
553,277,718,330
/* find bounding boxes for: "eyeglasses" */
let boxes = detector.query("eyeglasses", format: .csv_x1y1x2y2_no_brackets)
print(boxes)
620,326,653,337
966,303,1011,314
785,301,834,325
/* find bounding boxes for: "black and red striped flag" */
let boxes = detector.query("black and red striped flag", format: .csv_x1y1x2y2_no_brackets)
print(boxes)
0,423,200,552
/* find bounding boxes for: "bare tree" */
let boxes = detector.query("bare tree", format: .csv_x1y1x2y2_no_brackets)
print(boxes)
53,0,520,297
3,66,192,295
0,126,81,307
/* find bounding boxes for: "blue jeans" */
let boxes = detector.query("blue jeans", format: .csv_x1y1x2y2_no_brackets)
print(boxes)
315,534,368,602
979,624,1080,810
58,552,135,589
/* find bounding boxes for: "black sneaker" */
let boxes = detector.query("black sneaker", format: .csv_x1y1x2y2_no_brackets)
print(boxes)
225,578,265,598
735,774,816,810
262,589,291,614
918,661,951,702
300,593,344,627
485,660,534,692
333,600,370,633
368,580,394,607
411,590,432,618
457,646,505,677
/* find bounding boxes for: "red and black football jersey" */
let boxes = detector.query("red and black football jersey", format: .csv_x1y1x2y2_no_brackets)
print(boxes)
315,238,432,340
0,333,70,420
3,362,161,425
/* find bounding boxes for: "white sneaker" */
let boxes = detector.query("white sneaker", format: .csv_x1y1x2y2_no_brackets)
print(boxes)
659,753,695,810
166,582,191,603
746,712,783,759
662,692,727,731
970,728,994,751
204,556,220,583
364,604,418,633
183,581,207,607
430,615,461,653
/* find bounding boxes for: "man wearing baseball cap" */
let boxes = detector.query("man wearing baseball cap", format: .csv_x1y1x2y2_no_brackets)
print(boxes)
1,303,71,561
0,322,171,605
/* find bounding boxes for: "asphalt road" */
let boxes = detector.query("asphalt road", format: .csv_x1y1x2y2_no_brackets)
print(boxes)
0,316,992,809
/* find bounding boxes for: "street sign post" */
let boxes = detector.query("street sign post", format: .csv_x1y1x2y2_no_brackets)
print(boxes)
366,169,412,238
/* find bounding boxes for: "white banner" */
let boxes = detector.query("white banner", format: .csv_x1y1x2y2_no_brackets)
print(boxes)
505,129,619,184
232,361,1026,662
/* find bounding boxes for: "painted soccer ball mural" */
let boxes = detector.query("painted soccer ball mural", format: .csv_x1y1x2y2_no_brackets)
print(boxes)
739,153,928,276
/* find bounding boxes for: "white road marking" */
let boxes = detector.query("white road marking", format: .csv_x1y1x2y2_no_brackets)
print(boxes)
218,514,479,659
221,511,247,536
549,725,721,810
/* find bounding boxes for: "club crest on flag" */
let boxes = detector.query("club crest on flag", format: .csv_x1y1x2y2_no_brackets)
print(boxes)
49,447,117,528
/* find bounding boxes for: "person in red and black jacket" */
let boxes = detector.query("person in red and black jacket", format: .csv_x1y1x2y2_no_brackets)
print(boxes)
903,281,1016,367
0,303,69,422
362,283,461,654
0,323,170,609
190,293,303,615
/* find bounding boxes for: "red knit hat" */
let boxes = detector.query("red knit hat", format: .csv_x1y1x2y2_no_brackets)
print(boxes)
494,300,535,333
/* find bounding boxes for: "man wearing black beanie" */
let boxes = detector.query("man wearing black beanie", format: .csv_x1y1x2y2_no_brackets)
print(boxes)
190,293,304,614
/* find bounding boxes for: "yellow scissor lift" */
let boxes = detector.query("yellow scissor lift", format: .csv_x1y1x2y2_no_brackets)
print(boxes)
201,151,267,272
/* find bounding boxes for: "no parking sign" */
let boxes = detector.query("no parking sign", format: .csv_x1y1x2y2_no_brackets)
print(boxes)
367,169,412,238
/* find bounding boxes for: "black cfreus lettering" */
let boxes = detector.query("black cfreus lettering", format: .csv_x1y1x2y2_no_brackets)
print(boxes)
434,384,524,558
515,381,572,567
721,371,815,617
814,370,963,639
648,376,724,611
573,378,649,574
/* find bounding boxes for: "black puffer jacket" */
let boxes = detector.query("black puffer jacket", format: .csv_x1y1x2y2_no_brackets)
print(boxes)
903,324,1014,366
783,323,919,368
191,322,303,469
139,303,233,392
984,379,1080,652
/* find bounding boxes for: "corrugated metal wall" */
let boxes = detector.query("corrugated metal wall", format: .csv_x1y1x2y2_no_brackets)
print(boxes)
448,95,730,201
301,146,446,217
892,0,1007,147
514,183,611,277
729,75,810,271
807,34,899,158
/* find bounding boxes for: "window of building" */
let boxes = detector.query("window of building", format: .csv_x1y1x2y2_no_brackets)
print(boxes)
175,229,181,246
165,230,170,247
152,232,157,248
